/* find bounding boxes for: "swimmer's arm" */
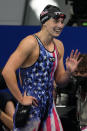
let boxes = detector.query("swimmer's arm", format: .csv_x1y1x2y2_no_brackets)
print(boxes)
54,40,71,86
2,36,36,104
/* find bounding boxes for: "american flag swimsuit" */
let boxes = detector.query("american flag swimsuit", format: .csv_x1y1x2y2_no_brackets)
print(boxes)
13,35,63,131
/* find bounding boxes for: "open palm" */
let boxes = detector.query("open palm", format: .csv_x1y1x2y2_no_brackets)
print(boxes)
66,49,82,73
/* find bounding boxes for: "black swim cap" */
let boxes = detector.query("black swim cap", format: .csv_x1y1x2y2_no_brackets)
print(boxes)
40,5,66,24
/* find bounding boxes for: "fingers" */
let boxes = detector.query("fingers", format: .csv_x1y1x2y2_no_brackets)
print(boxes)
70,49,80,60
32,96,38,103
73,49,78,58
28,96,38,106
66,57,69,62
70,50,74,58
74,49,80,59
23,93,38,106
66,57,69,65
32,99,38,106
78,57,83,64
32,96,38,106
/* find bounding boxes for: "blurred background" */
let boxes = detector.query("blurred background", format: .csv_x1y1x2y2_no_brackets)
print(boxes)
0,0,87,26
0,1,87,131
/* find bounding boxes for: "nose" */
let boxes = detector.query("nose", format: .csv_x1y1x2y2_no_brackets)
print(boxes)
58,21,64,28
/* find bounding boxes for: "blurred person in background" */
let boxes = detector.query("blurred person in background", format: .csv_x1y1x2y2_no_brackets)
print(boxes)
0,69,17,131
56,54,87,131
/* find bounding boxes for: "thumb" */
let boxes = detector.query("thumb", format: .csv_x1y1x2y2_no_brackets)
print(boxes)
66,57,69,62
24,91,27,97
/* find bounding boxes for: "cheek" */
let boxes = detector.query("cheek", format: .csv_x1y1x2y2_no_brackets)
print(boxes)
60,23,64,28
50,27,55,33
62,24,64,28
47,25,54,31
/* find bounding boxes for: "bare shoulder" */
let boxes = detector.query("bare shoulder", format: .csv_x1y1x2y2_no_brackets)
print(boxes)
53,38,64,57
53,38,64,51
2,35,38,70
18,35,37,52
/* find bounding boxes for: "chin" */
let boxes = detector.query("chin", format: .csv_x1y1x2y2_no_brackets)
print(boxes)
51,32,60,37
53,33,60,37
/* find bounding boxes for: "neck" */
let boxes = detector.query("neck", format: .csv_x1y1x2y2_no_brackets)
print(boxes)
36,30,53,46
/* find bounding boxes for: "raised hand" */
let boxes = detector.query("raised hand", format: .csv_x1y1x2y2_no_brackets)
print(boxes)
66,49,82,73
22,91,38,106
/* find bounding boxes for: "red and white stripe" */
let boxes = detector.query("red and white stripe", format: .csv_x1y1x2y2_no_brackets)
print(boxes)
41,103,63,131
51,46,58,80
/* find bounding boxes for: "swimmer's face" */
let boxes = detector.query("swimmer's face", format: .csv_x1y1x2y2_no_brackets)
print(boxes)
43,17,64,37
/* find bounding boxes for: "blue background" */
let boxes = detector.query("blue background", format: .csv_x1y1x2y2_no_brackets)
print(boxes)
0,26,87,68
0,26,87,92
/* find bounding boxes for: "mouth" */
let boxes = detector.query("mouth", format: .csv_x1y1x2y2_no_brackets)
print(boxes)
53,28,62,33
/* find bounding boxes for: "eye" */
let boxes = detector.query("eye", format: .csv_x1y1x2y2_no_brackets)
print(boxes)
61,20,64,24
56,19,64,24
53,19,59,23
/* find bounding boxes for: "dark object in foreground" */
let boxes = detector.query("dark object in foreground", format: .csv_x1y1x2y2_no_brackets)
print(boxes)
15,103,31,128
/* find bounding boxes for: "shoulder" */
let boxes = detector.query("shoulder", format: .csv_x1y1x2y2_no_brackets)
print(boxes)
19,35,37,48
53,38,64,52
17,35,38,54
53,38,64,57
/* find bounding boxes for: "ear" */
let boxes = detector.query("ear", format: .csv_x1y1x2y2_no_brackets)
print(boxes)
44,19,51,26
